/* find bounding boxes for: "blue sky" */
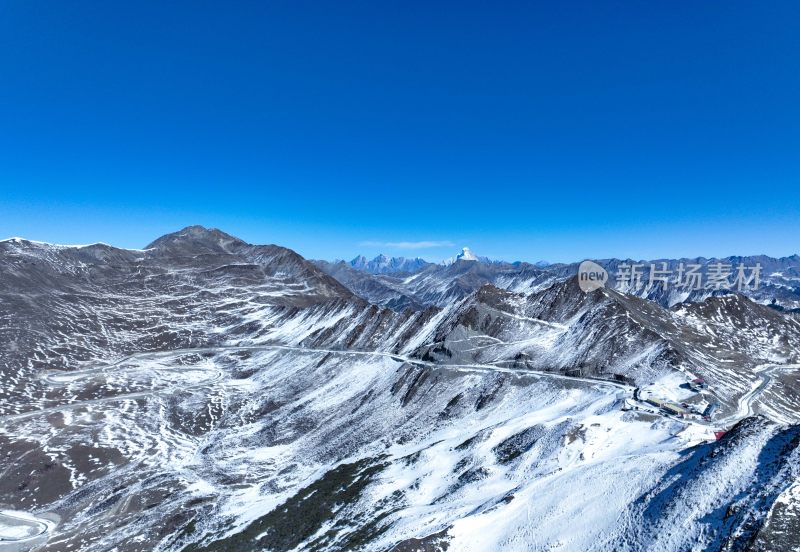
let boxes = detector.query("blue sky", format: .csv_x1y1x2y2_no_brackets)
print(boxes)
1,1,798,263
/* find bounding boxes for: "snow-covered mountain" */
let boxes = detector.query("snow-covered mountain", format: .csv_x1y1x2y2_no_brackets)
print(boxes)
312,259,426,311
442,247,501,266
317,257,553,310
1,226,799,551
346,254,431,274
455,246,477,262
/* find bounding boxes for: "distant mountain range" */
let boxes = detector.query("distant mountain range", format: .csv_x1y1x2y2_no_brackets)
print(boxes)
334,247,548,275
346,253,431,274
1,225,798,551
316,249,800,313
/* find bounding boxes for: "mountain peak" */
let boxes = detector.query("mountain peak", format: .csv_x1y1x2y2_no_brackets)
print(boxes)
456,247,478,262
145,225,246,254
443,247,482,265
349,255,368,268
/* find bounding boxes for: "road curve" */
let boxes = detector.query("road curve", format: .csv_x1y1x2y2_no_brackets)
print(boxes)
0,510,51,543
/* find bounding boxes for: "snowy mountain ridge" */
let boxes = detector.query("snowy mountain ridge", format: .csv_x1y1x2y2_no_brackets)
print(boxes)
346,253,431,274
0,225,798,551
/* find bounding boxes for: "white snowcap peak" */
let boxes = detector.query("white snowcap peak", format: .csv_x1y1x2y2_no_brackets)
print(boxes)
456,247,478,262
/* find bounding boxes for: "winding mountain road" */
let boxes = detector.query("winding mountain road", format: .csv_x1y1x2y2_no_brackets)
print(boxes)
716,363,799,428
0,510,51,544
9,342,783,432
1,343,632,425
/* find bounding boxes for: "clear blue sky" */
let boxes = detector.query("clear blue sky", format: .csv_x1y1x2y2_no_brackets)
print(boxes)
1,1,798,262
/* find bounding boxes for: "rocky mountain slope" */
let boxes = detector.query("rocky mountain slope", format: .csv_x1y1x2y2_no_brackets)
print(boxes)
1,226,798,551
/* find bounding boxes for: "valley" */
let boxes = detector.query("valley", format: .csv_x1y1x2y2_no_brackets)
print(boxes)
0,226,798,551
